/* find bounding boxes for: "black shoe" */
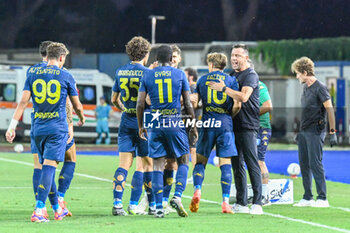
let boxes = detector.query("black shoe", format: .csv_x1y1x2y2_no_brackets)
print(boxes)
154,209,164,218
170,197,188,217
112,206,128,216
148,207,156,215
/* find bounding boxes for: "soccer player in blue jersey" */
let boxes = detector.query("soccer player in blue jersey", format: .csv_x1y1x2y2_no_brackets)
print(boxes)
25,41,76,218
6,42,85,222
189,53,240,214
111,36,154,216
27,41,77,218
137,45,198,218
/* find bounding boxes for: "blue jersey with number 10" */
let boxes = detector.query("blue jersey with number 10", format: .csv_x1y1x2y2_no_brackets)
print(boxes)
195,71,238,130
24,65,78,136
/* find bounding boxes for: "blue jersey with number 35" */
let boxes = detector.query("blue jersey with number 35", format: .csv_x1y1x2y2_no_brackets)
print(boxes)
113,63,149,129
23,65,78,136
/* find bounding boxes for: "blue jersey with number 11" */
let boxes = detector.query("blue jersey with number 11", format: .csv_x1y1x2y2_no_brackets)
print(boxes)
139,66,190,119
24,65,78,136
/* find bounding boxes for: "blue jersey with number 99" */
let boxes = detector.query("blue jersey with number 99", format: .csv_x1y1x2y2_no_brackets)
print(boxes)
23,65,78,136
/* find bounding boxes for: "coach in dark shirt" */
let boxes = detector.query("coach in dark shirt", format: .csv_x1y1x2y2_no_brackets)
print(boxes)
209,44,263,215
291,57,337,208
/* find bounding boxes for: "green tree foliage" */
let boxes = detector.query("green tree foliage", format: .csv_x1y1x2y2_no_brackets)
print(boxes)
253,37,350,75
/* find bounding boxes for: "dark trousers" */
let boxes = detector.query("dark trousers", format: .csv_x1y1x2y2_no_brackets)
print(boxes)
297,131,327,200
232,129,262,205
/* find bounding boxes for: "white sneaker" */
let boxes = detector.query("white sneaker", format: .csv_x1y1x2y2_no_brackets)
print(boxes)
187,176,193,184
313,199,329,208
293,199,315,207
232,203,250,213
138,194,149,212
250,204,263,215
163,201,176,214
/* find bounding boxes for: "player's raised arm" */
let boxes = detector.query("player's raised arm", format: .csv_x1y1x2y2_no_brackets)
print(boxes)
5,90,31,143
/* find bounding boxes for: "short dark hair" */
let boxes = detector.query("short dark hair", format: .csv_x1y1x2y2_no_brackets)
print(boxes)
125,36,151,61
171,44,181,55
233,43,249,55
39,41,53,57
47,42,69,60
184,67,198,82
157,45,173,64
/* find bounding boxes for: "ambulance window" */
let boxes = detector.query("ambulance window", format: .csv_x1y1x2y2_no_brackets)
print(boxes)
0,84,16,102
102,86,112,105
77,84,96,104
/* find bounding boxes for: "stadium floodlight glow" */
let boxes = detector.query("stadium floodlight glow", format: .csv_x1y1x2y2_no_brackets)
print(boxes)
148,15,166,45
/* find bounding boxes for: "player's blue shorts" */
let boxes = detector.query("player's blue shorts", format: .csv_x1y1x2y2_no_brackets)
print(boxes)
34,133,69,164
196,129,237,158
118,127,148,157
96,119,109,133
32,131,74,154
30,131,39,154
66,137,75,151
148,127,189,159
257,128,272,161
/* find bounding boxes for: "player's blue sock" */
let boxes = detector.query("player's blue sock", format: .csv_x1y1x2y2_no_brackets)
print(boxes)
37,165,56,205
48,176,59,210
174,164,188,198
144,171,155,206
32,168,41,200
220,164,232,203
193,163,205,190
129,171,143,205
163,169,174,202
113,167,128,206
58,161,76,198
152,171,163,209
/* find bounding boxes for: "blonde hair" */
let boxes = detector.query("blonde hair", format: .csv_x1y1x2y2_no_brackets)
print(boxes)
207,52,227,70
291,56,315,76
47,42,69,60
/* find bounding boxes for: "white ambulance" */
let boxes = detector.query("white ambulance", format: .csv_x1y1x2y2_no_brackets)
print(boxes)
0,65,121,141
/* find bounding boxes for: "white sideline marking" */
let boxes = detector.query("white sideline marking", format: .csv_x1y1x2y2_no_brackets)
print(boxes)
1,156,350,233
264,212,350,233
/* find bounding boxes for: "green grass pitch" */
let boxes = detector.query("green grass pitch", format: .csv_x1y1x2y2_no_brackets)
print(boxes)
0,152,349,233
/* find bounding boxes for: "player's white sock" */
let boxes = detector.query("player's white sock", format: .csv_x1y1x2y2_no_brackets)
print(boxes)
262,184,269,199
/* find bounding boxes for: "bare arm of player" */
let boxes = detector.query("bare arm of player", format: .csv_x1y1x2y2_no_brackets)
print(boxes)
66,97,74,144
69,95,85,126
183,90,198,143
232,100,242,118
323,99,336,133
6,90,31,143
260,99,273,115
208,79,253,103
111,91,124,111
145,94,151,105
136,91,148,140
191,93,199,109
